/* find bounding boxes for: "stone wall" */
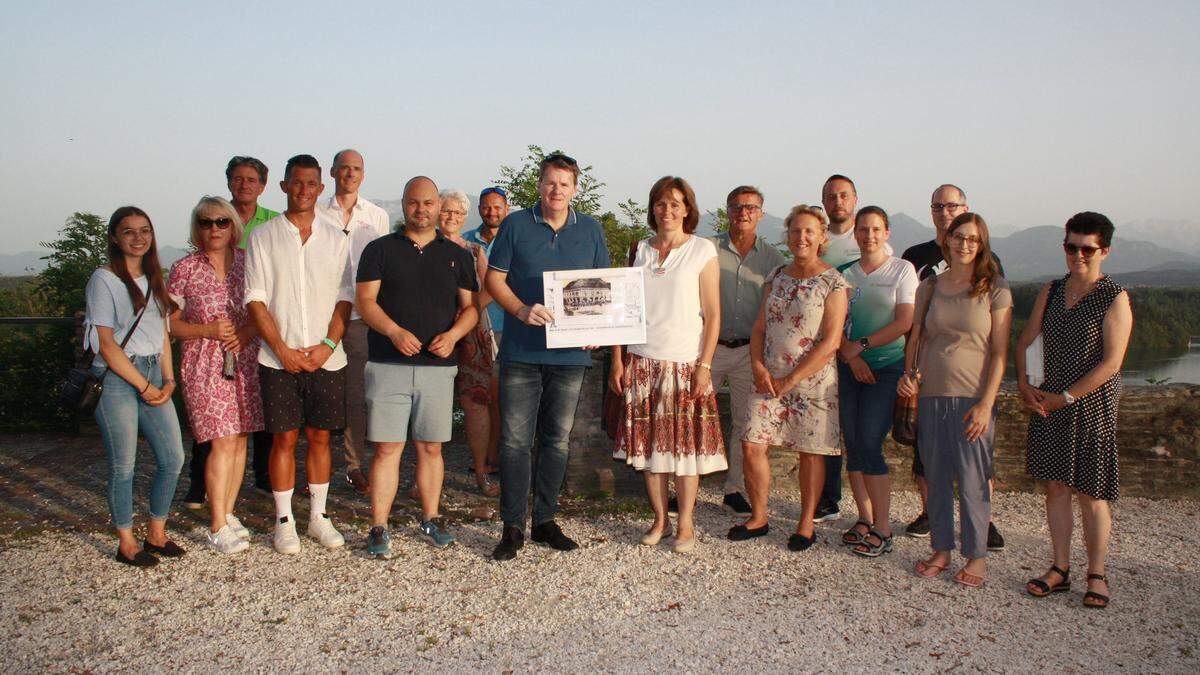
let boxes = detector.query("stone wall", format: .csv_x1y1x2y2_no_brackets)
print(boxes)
567,352,1200,500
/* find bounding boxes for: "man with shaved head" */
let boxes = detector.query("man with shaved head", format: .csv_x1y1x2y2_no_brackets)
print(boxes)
321,149,391,494
356,176,478,557
900,183,1006,551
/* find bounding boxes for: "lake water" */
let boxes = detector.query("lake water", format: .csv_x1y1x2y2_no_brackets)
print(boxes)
1122,347,1200,385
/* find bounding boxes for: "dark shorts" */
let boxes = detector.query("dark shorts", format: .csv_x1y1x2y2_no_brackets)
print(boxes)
259,366,346,433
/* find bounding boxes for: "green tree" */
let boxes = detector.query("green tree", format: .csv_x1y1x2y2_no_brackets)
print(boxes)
493,145,605,214
37,212,108,315
601,198,652,267
709,206,730,234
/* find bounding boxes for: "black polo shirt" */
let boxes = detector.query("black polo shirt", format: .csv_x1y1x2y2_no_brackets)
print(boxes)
356,229,476,365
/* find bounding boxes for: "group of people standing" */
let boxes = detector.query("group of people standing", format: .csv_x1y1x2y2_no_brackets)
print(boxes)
85,152,1130,609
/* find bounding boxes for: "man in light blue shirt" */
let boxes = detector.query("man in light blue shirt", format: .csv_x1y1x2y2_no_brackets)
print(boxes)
463,186,510,338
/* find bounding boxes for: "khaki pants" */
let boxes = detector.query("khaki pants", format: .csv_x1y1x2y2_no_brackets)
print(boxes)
711,343,754,495
343,319,370,473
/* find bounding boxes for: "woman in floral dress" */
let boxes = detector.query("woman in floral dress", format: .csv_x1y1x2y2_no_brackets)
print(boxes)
728,204,848,552
168,196,263,554
612,176,724,554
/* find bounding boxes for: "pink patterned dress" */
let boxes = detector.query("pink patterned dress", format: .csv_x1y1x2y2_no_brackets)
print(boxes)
168,250,263,443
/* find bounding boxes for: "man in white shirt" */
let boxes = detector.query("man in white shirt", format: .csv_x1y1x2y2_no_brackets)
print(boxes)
321,148,391,495
245,154,354,555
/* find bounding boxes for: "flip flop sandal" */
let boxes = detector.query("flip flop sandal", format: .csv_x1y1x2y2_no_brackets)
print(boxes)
1026,565,1071,597
915,559,948,578
852,530,893,558
841,520,871,546
1083,573,1110,609
954,568,986,588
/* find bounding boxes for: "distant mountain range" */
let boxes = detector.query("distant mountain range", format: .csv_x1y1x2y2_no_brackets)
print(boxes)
4,205,1196,281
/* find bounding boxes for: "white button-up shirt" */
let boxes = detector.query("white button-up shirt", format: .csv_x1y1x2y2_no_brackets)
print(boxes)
244,212,354,371
321,195,392,320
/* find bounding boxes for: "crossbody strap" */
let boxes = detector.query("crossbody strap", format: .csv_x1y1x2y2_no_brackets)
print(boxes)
83,301,150,371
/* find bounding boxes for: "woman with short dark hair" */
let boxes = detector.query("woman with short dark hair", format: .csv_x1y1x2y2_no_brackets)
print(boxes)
1017,212,1132,609
86,206,185,566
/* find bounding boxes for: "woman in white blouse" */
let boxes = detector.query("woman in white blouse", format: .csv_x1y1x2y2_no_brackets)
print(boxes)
611,176,724,553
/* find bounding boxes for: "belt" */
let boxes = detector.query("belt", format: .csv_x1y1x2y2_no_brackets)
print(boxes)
718,338,750,349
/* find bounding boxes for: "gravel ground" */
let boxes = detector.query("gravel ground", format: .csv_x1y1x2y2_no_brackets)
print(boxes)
1,486,1197,672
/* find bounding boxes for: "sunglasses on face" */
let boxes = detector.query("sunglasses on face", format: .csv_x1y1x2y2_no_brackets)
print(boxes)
198,217,233,230
1063,242,1102,258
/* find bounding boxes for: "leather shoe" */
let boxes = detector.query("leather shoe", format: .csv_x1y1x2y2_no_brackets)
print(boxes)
346,469,370,494
727,523,770,541
531,520,579,551
115,548,158,567
142,539,186,557
492,525,525,561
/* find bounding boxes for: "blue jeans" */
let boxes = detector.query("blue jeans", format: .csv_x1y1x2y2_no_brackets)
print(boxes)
497,361,586,528
93,355,185,529
838,360,904,476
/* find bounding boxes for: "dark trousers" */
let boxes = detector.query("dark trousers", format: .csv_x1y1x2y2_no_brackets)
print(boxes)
820,454,843,507
187,429,273,494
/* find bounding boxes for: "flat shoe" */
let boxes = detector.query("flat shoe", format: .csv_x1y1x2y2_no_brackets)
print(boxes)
1083,573,1110,609
142,539,186,557
787,532,817,552
115,548,158,568
954,568,986,588
671,537,695,554
915,559,948,578
1026,565,1071,597
727,523,769,541
639,526,671,546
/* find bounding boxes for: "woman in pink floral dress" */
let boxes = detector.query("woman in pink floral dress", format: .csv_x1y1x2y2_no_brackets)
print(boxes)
168,196,263,554
729,204,848,553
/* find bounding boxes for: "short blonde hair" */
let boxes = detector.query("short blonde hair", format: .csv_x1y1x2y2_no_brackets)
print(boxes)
189,195,244,249
783,204,830,256
438,188,470,214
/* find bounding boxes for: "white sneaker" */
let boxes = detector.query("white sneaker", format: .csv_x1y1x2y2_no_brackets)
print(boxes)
225,514,250,540
273,516,302,554
207,525,249,554
307,513,345,549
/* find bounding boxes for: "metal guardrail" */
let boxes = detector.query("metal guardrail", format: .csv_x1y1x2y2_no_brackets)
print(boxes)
0,317,76,325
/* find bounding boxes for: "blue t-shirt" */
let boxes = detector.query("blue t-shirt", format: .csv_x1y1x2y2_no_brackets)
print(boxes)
464,226,506,332
487,203,609,365
85,268,167,367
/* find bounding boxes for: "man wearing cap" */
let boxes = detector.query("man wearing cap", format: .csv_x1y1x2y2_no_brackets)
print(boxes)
321,148,391,494
708,185,787,516
485,153,609,561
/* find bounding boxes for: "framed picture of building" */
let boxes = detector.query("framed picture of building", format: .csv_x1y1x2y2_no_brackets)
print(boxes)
542,267,646,349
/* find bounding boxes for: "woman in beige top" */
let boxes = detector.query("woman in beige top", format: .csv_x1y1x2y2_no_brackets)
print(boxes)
897,213,1012,588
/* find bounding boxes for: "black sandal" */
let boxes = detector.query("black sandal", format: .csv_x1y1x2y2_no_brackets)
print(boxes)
852,530,893,558
787,532,817,552
1083,573,1110,609
1026,565,1071,597
841,520,871,546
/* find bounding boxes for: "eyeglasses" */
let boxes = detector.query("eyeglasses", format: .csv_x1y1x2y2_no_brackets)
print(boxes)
1063,242,1103,258
440,209,467,218
949,233,981,248
729,204,762,213
198,217,233,230
931,202,966,212
479,186,508,200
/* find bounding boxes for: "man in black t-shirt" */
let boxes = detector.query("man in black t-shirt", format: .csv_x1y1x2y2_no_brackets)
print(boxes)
355,176,478,558
899,184,1005,551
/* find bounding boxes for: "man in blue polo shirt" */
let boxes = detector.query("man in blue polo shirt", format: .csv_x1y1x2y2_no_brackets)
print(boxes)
485,153,609,561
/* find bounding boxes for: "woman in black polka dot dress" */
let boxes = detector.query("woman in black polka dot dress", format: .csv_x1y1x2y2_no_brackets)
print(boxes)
1015,212,1133,609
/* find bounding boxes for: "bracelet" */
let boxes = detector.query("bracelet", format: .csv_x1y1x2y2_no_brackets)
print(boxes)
696,362,711,370
139,381,151,394
321,337,338,350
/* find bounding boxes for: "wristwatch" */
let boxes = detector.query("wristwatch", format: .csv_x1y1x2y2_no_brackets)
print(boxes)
1062,390,1076,405
858,336,870,349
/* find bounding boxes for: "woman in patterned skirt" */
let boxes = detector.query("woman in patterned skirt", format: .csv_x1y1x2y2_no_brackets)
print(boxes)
730,204,849,552
1017,212,1132,608
168,196,263,554
612,176,724,554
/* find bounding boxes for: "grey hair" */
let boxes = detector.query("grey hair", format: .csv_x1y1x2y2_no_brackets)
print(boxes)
189,195,244,249
438,188,470,213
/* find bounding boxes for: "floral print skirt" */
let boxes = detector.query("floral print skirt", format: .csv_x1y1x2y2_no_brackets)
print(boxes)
743,383,842,456
454,324,494,406
613,353,727,476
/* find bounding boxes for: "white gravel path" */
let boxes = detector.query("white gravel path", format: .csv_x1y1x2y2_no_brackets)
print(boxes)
1,490,1197,672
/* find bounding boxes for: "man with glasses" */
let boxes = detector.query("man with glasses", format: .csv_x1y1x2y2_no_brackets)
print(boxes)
485,153,609,561
708,186,787,516
900,184,1006,551
321,149,391,494
183,156,280,508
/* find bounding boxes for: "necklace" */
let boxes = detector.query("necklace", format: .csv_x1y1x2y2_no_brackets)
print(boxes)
1065,278,1098,306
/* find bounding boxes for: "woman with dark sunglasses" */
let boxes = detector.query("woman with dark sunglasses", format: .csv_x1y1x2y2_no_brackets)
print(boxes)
167,196,263,554
1016,212,1132,609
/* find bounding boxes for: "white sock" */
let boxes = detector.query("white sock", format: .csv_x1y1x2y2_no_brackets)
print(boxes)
309,482,329,520
273,489,294,523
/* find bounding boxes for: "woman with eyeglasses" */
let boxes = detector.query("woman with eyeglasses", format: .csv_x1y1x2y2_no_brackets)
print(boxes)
898,212,1011,587
167,196,263,554
86,206,185,566
1016,212,1131,609
438,188,500,497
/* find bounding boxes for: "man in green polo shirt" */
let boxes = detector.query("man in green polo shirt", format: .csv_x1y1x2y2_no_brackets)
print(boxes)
181,156,281,510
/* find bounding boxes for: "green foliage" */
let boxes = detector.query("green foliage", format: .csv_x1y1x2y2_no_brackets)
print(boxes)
709,206,730,234
493,145,605,215
600,199,652,267
37,212,108,315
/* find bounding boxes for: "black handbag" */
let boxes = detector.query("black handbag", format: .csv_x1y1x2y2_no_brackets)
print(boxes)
58,304,148,414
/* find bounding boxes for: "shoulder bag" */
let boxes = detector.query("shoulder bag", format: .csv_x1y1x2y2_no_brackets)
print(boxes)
58,304,148,414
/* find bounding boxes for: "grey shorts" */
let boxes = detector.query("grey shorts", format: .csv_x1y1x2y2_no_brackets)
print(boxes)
365,362,457,443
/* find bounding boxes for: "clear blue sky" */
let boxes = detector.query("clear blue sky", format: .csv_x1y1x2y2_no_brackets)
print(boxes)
1,0,1197,250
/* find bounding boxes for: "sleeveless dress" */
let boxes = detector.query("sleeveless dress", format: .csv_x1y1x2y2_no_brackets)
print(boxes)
1026,276,1124,500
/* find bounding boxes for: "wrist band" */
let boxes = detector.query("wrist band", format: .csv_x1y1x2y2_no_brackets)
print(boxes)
321,338,337,350
139,381,151,394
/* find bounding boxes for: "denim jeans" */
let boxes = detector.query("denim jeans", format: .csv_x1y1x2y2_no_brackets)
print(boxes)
497,361,586,527
838,360,904,475
92,355,185,529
